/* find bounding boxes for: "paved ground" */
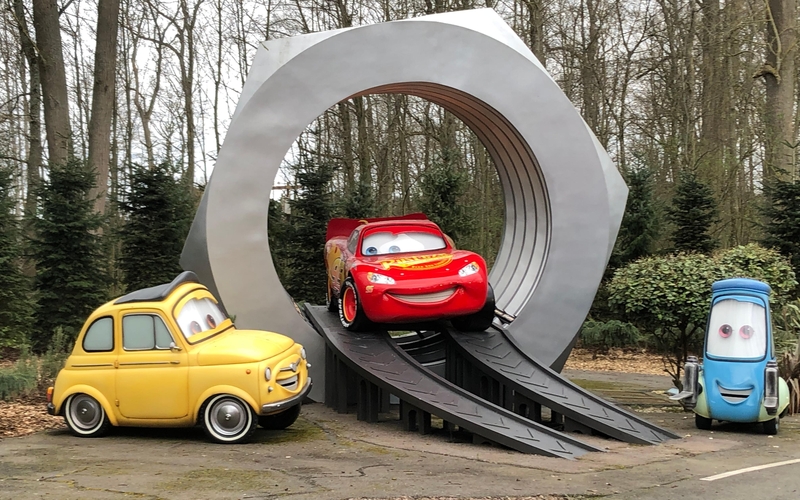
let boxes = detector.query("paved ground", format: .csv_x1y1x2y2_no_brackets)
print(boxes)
1,371,799,500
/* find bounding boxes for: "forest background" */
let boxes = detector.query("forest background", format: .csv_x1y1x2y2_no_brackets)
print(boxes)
0,0,800,398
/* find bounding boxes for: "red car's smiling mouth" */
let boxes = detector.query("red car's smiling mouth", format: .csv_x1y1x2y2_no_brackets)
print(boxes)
388,287,457,303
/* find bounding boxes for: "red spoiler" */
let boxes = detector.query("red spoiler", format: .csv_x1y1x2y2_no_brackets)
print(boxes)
326,213,428,241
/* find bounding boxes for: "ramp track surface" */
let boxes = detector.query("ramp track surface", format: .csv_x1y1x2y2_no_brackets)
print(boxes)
445,327,679,444
305,305,602,459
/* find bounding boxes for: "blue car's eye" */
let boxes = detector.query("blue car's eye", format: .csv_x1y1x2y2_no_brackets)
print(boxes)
739,325,754,339
719,324,732,338
365,247,377,255
389,245,401,253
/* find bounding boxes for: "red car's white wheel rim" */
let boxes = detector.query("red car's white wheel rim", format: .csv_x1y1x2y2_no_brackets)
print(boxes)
342,286,357,322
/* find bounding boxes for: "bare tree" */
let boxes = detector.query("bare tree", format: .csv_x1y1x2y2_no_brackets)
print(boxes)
11,0,42,219
757,0,797,180
87,0,121,214
32,0,71,165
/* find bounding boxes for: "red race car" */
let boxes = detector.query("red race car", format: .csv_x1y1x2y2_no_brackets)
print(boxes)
324,214,495,332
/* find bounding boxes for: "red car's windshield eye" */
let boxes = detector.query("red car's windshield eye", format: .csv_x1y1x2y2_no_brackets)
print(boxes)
365,247,378,255
739,325,754,339
719,324,732,338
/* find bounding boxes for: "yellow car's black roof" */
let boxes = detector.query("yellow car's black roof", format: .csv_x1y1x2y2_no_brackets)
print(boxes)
114,271,200,305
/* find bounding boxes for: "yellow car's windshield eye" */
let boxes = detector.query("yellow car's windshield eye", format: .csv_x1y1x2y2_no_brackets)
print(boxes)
176,297,227,340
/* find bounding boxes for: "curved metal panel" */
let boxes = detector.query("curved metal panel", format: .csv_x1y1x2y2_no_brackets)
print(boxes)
181,8,627,402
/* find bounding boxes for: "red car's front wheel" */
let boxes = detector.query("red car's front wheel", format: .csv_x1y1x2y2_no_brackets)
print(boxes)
339,278,371,331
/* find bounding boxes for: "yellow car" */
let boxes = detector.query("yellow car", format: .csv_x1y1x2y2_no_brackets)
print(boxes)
46,271,311,444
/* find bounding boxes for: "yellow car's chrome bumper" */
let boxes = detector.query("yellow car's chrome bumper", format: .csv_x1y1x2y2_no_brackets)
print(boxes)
261,378,312,415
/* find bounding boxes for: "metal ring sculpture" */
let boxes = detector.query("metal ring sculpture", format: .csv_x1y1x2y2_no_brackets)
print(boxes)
181,9,627,402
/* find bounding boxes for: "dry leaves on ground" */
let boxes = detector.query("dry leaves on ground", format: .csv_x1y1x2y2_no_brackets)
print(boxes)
0,348,667,440
349,497,571,500
564,348,668,376
0,394,64,438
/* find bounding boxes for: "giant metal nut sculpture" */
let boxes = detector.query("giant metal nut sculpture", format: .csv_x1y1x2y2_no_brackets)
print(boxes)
181,8,627,402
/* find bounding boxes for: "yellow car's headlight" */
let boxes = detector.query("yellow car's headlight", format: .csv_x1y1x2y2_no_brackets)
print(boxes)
264,367,272,381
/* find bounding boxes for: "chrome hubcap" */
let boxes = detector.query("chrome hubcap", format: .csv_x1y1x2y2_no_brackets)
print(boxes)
70,395,101,429
211,399,246,436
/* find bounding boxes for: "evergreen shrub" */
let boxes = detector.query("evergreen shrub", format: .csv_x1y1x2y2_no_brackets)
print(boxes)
608,244,797,389
40,327,70,384
0,348,37,400
579,320,643,352
668,170,718,254
763,178,800,286
31,158,107,350
0,167,34,347
119,162,195,291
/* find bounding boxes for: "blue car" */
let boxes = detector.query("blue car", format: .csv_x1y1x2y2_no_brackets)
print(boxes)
672,278,790,434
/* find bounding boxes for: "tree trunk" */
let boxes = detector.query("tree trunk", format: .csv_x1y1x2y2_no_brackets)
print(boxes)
524,0,546,64
179,0,199,188
87,0,121,214
32,0,71,165
762,0,797,181
338,102,355,194
355,96,370,183
13,0,43,218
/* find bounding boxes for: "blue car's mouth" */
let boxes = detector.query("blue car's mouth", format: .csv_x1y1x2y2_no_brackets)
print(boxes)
717,382,754,404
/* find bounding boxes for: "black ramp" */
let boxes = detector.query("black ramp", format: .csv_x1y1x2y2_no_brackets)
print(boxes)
446,327,680,444
305,305,602,459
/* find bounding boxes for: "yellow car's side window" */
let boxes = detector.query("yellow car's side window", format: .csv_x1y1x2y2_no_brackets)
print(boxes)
122,314,175,351
83,317,114,352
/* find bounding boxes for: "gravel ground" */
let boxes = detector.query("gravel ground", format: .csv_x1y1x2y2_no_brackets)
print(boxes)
0,349,669,439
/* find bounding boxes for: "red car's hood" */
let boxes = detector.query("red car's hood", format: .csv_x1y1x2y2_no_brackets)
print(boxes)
358,250,483,278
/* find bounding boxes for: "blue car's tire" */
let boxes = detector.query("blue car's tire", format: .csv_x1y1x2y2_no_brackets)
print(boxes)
695,413,712,430
764,417,779,435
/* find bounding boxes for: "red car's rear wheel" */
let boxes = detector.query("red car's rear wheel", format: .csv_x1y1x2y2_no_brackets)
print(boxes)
326,278,338,312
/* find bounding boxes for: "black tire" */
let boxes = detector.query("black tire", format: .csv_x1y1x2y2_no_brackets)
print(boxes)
326,279,338,312
338,278,372,331
695,413,712,430
452,284,496,332
764,416,779,435
201,394,257,444
63,393,111,438
258,404,301,430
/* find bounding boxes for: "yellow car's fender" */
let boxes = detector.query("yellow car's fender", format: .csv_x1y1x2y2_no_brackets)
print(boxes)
193,386,260,424
57,385,119,426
